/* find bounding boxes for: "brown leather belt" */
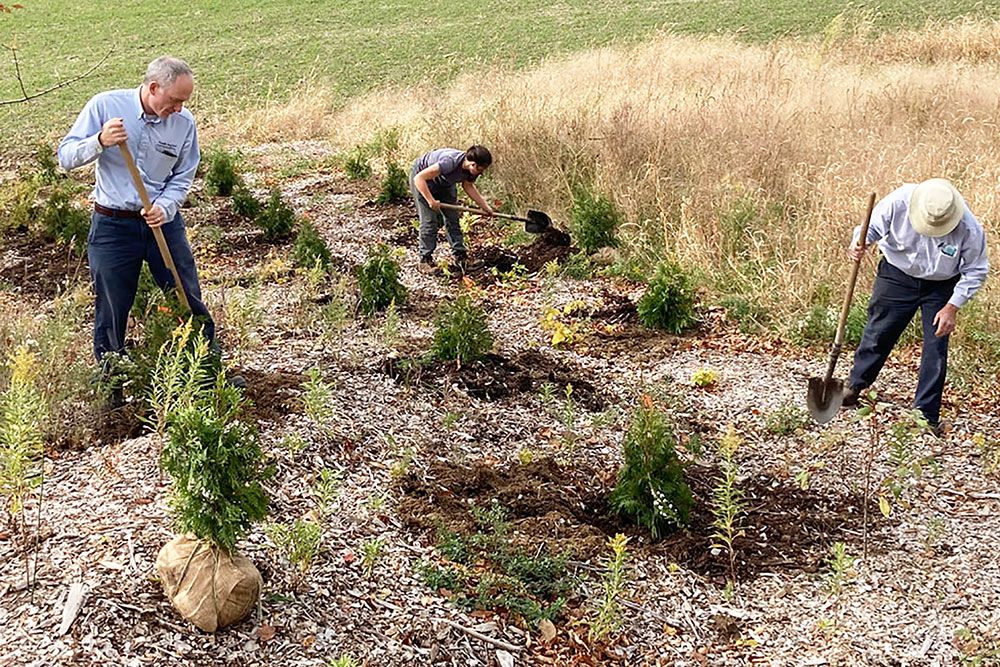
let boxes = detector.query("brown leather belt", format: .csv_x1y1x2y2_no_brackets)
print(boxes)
94,203,143,219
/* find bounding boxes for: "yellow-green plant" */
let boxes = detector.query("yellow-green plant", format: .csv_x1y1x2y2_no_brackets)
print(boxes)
302,367,335,434
145,319,213,437
539,300,588,348
313,468,341,517
266,518,323,575
824,541,857,594
360,536,385,577
710,425,745,587
589,533,631,642
690,367,718,388
0,346,47,529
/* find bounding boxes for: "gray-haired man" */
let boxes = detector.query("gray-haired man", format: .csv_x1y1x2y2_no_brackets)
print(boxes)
58,56,219,383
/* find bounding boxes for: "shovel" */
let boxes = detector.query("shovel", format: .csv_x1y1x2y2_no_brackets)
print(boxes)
118,143,191,311
438,202,552,234
806,191,876,424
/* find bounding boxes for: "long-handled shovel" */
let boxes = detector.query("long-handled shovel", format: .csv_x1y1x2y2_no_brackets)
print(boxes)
438,202,552,234
118,144,191,311
806,191,877,424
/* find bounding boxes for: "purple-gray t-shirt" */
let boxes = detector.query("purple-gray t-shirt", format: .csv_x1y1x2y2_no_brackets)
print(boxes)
413,148,476,189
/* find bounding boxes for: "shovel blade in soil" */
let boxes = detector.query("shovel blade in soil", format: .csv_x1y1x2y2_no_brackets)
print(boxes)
806,377,844,424
524,210,552,234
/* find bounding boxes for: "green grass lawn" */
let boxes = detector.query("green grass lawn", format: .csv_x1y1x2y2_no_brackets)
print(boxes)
1,0,998,147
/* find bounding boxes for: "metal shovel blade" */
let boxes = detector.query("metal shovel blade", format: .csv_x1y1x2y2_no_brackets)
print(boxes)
524,210,552,234
806,377,844,424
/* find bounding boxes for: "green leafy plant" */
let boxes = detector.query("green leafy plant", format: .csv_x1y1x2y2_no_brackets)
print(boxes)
376,163,409,204
0,346,46,529
610,397,692,538
255,189,297,241
33,142,60,185
266,518,323,574
571,185,620,253
360,536,385,577
203,146,241,197
539,300,587,348
327,656,362,667
357,244,406,315
343,147,372,181
559,251,593,280
710,425,745,586
589,533,631,642
161,376,268,552
313,468,341,517
231,183,262,219
720,295,770,334
38,183,89,251
637,261,697,333
302,367,335,430
824,541,857,594
418,503,575,625
380,299,402,349
145,318,215,437
765,402,810,435
292,219,332,270
431,293,493,362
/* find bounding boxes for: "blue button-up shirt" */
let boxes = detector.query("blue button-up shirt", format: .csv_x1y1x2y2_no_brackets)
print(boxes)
854,184,989,308
57,87,199,222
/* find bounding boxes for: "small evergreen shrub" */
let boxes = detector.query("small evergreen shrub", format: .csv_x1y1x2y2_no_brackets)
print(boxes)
203,147,241,197
610,399,692,538
343,148,372,181
431,294,494,362
231,184,262,219
33,143,59,185
292,220,332,270
376,163,409,204
637,261,698,333
357,244,406,315
0,177,40,232
161,376,268,552
571,186,620,253
39,183,89,251
255,189,296,241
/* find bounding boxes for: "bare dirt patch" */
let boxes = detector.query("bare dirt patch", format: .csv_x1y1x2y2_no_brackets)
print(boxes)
0,232,87,299
235,367,304,422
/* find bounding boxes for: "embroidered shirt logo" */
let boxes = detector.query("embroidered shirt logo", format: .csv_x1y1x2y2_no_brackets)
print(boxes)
155,141,179,158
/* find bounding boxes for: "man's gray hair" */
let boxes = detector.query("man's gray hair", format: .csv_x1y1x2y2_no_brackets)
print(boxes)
144,56,193,86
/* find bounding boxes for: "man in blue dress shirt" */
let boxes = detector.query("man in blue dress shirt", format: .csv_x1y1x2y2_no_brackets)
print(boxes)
58,56,217,377
843,178,989,433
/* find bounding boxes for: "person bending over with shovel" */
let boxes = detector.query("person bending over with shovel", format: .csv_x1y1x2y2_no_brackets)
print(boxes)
842,178,989,435
58,56,235,404
410,145,494,274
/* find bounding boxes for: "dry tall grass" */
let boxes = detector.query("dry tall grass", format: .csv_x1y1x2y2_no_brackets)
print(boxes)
221,18,1000,370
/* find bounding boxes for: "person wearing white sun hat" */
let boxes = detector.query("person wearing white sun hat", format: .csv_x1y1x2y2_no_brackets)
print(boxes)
841,178,989,434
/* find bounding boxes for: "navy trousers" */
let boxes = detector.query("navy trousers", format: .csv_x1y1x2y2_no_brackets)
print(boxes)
847,259,959,425
87,210,215,362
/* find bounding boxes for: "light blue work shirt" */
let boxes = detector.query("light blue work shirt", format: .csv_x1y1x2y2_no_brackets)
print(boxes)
57,87,199,222
853,184,989,308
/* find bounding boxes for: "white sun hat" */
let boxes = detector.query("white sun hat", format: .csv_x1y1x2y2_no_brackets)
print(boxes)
908,178,966,237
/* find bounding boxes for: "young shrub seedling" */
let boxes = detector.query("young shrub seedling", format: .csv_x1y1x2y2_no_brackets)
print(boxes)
610,397,692,538
360,537,385,577
637,261,698,333
357,244,407,316
824,541,857,594
589,533,631,642
765,402,810,436
431,293,493,363
710,425,745,587
203,146,241,197
377,163,409,204
292,220,332,270
690,367,718,388
256,189,297,241
0,346,47,530
231,184,262,219
266,518,323,576
343,147,372,181
571,185,620,253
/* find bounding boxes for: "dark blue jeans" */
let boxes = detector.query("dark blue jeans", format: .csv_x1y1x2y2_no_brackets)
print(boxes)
87,210,215,362
848,259,959,425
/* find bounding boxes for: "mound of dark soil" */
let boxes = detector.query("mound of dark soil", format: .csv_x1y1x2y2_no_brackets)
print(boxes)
236,368,304,422
382,349,607,410
0,232,87,299
400,458,876,581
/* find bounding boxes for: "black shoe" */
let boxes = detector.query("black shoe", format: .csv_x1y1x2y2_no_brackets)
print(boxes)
227,374,247,389
926,420,945,438
841,385,862,408
102,387,126,413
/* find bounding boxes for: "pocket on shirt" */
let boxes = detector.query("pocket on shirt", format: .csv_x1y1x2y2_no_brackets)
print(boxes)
142,147,179,183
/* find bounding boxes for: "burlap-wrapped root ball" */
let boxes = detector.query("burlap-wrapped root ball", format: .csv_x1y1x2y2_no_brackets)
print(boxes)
156,534,262,632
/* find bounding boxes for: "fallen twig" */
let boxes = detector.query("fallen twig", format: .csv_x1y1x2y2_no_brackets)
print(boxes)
435,618,523,653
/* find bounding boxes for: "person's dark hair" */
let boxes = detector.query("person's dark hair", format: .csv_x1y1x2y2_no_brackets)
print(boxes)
465,145,492,168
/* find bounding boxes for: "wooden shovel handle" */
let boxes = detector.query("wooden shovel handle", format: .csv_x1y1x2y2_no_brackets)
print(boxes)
118,143,190,311
833,192,876,346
